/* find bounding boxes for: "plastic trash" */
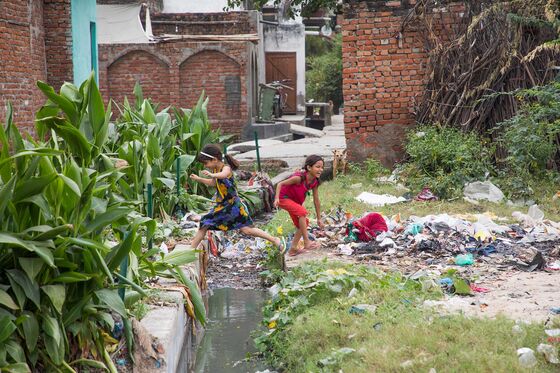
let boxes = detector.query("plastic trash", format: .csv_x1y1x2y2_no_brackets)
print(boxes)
463,181,505,203
348,288,358,298
517,348,538,368
349,304,377,315
550,308,560,315
356,192,407,207
338,243,354,256
415,187,438,201
405,223,423,236
159,242,169,255
454,253,474,266
545,329,560,337
537,343,559,364
512,324,524,335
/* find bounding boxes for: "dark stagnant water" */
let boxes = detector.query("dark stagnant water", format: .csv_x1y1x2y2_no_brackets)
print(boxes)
190,288,269,373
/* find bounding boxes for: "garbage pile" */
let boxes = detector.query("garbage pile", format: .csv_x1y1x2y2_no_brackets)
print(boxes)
313,206,560,274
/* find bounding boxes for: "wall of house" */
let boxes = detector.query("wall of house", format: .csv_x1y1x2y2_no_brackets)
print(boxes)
44,0,74,93
98,41,252,137
0,0,48,134
71,0,98,84
161,0,241,13
342,0,465,166
263,22,306,112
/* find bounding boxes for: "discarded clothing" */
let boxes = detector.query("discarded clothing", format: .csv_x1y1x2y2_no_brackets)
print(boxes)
346,212,388,242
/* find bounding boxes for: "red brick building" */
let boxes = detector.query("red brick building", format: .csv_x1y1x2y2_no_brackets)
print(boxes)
341,0,465,166
0,0,72,134
97,4,261,138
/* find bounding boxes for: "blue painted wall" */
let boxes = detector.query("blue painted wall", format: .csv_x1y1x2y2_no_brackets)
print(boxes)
71,0,98,85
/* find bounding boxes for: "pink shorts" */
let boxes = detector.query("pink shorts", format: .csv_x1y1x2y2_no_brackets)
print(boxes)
279,198,309,228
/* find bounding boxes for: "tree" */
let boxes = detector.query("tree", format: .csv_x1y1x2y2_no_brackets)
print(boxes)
226,0,340,18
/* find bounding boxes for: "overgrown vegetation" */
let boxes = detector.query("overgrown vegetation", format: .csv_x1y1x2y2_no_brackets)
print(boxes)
402,125,493,199
306,34,343,112
255,261,557,372
0,75,208,372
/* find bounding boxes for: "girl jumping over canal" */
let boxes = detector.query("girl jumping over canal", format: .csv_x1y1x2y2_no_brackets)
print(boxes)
274,155,324,256
189,144,285,252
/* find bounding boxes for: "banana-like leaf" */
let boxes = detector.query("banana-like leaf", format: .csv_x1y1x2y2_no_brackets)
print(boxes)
41,285,66,314
160,248,198,266
6,270,40,309
95,289,126,317
18,258,44,281
21,311,39,351
0,289,18,310
0,316,17,344
37,81,79,124
84,206,131,234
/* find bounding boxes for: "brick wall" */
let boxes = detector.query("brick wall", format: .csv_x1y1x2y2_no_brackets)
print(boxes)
99,41,250,137
342,0,466,166
0,0,48,134
151,12,257,35
43,0,73,93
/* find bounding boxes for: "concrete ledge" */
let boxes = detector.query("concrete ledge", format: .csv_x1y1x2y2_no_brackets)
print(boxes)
133,250,207,373
290,123,324,138
229,139,284,153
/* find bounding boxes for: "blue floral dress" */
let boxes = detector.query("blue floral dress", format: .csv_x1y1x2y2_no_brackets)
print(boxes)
200,167,253,231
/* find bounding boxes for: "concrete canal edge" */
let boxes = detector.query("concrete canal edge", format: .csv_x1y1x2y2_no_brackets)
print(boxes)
132,246,208,373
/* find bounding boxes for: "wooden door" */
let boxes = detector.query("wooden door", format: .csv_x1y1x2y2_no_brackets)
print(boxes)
265,52,297,114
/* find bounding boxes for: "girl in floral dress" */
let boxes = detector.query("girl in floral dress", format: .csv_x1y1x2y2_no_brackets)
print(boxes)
189,144,285,252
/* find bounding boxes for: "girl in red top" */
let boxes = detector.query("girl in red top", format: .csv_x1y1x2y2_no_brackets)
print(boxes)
274,155,324,256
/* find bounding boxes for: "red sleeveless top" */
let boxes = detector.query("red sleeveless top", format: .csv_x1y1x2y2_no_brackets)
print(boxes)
279,170,319,205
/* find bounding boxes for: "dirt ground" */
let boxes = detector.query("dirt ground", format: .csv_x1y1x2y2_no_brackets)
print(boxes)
285,247,560,322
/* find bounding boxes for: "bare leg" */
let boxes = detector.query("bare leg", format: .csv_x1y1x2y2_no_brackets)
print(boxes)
190,227,209,249
239,226,281,247
290,229,303,251
299,216,319,250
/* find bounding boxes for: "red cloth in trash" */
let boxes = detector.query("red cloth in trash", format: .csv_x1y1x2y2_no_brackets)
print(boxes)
348,213,388,242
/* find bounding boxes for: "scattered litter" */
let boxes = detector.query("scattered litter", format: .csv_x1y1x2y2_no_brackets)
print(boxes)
517,348,538,368
512,324,524,335
349,304,377,315
356,192,407,207
545,329,560,337
455,253,474,266
338,243,354,256
463,181,504,203
537,343,559,364
348,288,358,298
400,360,414,369
469,284,490,293
550,308,560,315
415,187,438,201
373,322,382,331
546,260,560,271
159,242,169,255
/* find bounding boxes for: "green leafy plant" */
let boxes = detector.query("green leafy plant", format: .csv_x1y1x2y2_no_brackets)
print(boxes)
494,79,560,198
402,125,493,199
0,75,207,371
306,34,343,112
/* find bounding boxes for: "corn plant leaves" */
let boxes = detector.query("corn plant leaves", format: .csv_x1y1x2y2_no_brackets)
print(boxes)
95,289,126,317
13,173,58,203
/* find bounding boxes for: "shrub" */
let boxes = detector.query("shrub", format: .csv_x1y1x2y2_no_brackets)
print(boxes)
402,125,493,199
493,80,560,198
306,34,343,111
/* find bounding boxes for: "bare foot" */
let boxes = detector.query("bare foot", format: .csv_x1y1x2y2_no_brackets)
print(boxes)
288,248,308,257
304,241,320,251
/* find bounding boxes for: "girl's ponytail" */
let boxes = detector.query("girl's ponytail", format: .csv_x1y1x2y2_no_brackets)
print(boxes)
224,154,240,170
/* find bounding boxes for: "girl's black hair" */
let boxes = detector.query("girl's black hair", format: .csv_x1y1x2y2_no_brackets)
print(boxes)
303,154,324,172
197,144,240,170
